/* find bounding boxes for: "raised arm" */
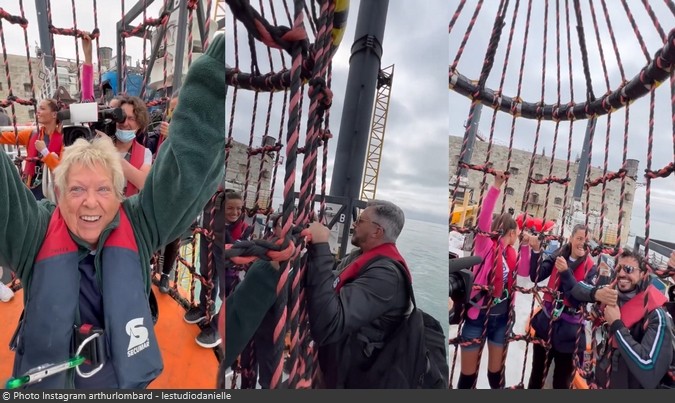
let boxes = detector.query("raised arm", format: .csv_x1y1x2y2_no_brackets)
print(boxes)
474,171,506,254
80,32,94,102
125,35,226,250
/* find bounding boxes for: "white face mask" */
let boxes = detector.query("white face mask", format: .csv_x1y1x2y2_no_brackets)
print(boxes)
115,129,136,143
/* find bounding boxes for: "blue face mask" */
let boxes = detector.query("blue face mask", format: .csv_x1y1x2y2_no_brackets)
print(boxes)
115,129,136,143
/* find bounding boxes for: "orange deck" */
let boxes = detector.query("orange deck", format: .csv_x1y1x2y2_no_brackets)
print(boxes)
0,285,218,389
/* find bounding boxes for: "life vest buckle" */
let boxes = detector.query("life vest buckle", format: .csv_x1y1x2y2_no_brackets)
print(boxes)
72,324,106,378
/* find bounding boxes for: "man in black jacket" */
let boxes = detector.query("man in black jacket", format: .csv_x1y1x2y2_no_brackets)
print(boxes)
569,249,674,389
305,200,410,388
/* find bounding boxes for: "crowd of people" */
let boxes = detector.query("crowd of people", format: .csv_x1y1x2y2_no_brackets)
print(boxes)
2,21,672,394
451,170,675,390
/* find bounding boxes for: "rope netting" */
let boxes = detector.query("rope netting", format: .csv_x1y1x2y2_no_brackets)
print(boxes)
1,0,348,390
449,0,675,389
221,0,347,389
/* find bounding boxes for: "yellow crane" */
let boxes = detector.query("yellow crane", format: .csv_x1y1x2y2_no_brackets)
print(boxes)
360,64,394,201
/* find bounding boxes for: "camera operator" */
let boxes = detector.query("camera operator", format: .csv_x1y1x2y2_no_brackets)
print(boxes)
448,255,479,324
110,95,152,196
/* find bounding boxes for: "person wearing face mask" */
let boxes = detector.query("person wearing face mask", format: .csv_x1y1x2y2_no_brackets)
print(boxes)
568,249,675,389
525,224,603,389
111,96,152,196
456,170,530,389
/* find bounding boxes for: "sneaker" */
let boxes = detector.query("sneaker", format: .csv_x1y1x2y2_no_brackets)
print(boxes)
0,282,14,302
159,274,170,294
195,327,222,348
184,306,207,324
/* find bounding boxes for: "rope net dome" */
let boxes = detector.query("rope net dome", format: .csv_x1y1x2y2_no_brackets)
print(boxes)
449,0,674,389
223,0,348,389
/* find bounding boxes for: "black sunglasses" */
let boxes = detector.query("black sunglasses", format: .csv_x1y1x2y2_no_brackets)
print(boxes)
616,264,640,274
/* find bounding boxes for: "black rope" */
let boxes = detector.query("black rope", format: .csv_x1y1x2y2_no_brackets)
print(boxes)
477,0,510,89
573,0,596,102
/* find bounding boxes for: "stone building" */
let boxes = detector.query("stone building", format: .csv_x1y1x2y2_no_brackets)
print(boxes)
0,52,97,124
0,54,44,124
223,139,275,211
449,135,638,246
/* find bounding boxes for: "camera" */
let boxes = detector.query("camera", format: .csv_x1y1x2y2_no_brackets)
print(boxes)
448,255,479,324
57,103,126,146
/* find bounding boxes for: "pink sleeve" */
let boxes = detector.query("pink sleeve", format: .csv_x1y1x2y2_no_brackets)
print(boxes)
517,244,531,276
81,64,94,102
478,186,500,232
474,185,500,253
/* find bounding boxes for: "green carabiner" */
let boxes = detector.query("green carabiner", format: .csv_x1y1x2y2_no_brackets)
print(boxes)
493,289,509,305
5,355,85,389
551,298,565,319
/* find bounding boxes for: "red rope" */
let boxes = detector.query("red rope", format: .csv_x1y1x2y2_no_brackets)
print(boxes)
0,8,28,27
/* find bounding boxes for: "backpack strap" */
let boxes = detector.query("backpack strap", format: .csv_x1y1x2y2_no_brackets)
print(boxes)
389,259,416,309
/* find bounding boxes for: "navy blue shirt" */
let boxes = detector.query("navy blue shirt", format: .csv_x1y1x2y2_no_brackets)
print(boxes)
74,253,119,389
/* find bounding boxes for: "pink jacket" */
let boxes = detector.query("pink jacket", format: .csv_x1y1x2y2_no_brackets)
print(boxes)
467,185,530,319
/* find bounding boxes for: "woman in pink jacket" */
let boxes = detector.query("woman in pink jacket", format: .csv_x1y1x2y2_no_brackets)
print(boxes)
457,170,529,389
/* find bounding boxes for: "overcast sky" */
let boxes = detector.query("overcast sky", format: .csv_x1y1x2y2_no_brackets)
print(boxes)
224,0,449,225
450,0,675,249
2,1,170,67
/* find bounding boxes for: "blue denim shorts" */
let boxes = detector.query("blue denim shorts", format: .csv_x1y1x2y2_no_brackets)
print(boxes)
460,312,508,349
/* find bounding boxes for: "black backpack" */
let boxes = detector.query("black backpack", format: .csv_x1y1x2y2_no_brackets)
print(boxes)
364,266,449,389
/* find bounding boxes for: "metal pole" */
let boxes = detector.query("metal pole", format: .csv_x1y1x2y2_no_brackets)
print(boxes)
116,0,159,94
35,0,53,69
171,0,190,93
195,0,207,48
124,0,158,24
141,23,167,98
330,0,389,257
458,103,483,177
572,117,596,200
117,21,123,93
